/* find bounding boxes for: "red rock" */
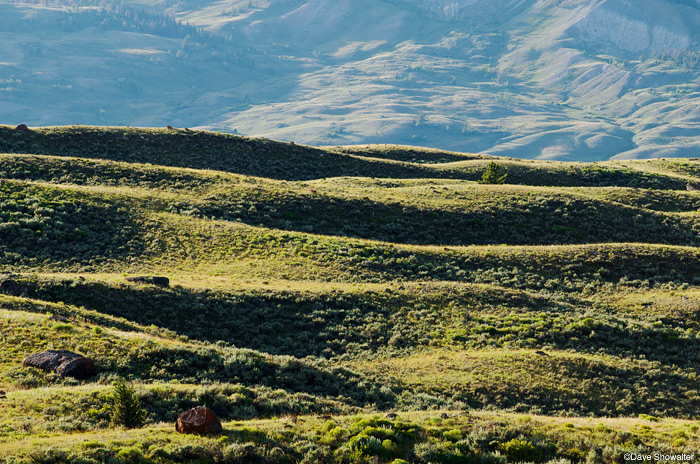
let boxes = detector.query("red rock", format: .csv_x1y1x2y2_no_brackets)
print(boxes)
175,406,222,435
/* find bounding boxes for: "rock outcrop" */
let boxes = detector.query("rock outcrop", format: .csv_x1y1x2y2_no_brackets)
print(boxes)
125,276,170,287
22,350,97,380
175,406,222,435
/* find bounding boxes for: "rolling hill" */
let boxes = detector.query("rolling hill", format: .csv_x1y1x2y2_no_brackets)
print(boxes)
0,126,699,462
4,0,700,160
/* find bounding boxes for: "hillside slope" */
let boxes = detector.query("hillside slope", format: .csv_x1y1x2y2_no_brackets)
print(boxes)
0,127,699,462
4,1,700,159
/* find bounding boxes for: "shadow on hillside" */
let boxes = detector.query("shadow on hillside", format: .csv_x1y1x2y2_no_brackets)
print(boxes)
0,154,220,192
0,126,435,181
4,276,562,357
110,344,393,409
189,193,700,246
2,160,698,247
368,243,700,292
0,126,691,188
458,356,700,417
6,276,700,365
0,182,147,271
8,280,406,357
474,163,688,189
332,146,485,163
549,318,700,367
6,277,700,417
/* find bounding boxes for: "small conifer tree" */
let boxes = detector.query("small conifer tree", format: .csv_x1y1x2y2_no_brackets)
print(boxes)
478,162,507,184
111,378,144,428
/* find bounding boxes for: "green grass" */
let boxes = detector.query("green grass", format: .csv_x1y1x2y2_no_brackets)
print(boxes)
4,154,700,250
349,347,700,417
1,126,700,462
0,126,447,181
2,126,698,187
1,411,698,463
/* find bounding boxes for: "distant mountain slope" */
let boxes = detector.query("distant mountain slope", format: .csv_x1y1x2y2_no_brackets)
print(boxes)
0,0,290,126
3,0,700,160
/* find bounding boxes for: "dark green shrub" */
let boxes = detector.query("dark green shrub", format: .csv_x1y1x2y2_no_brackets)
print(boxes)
443,429,463,442
413,440,476,464
346,434,383,457
115,446,146,464
496,439,542,463
478,162,507,184
562,447,587,463
110,379,144,428
222,442,268,463
23,448,69,464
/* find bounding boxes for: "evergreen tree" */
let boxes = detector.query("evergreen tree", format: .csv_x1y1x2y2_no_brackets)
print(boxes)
478,162,507,184
111,378,144,428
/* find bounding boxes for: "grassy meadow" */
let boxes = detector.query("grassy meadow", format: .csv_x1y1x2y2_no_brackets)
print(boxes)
0,126,699,463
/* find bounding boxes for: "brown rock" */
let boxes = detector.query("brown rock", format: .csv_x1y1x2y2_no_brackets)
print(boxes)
687,182,700,191
175,406,222,435
15,124,30,132
22,350,97,380
55,356,97,380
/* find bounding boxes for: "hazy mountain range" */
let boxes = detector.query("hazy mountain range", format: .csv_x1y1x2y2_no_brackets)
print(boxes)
3,0,700,160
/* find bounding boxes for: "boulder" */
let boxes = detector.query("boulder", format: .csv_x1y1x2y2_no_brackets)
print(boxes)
15,124,30,132
125,276,170,287
22,350,97,380
55,356,97,379
687,182,700,191
175,406,222,435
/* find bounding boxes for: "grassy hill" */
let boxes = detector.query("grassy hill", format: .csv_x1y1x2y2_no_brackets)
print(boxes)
1,126,699,462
